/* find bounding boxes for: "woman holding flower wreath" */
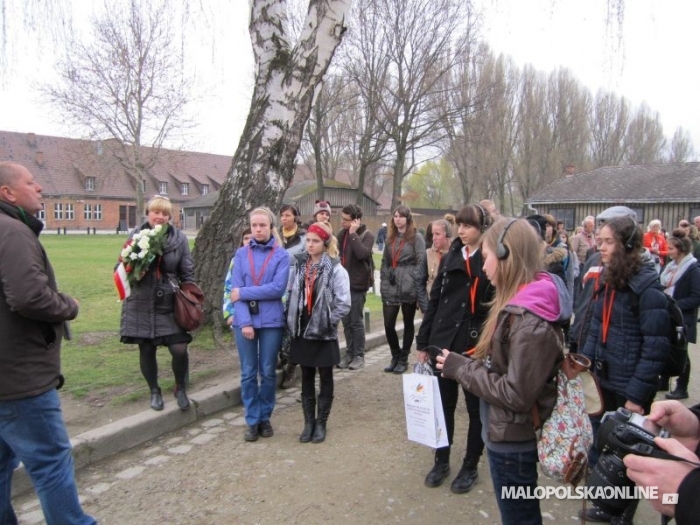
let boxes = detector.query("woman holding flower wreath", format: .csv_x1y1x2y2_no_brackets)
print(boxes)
118,196,196,412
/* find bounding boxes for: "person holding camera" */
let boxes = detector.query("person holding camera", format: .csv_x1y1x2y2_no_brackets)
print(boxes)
580,216,672,524
119,195,196,412
624,400,700,524
436,218,570,525
229,207,290,442
380,205,425,374
286,221,350,443
415,205,493,494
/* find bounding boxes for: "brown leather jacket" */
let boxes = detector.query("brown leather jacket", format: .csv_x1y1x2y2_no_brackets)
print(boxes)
442,305,562,443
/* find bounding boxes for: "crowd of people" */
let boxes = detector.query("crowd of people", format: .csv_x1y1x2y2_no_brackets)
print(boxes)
3,157,700,525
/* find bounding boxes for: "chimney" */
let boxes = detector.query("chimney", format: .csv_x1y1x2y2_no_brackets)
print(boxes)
35,151,45,166
27,133,36,147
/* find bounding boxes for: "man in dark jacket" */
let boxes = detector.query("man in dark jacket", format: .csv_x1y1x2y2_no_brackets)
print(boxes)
336,204,374,370
0,162,95,524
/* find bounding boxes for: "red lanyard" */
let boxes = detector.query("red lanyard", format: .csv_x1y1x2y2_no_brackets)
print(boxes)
304,262,319,315
601,285,616,344
247,245,277,286
391,238,407,269
464,247,478,314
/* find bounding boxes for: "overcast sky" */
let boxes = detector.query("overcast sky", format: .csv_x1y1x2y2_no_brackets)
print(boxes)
1,0,698,159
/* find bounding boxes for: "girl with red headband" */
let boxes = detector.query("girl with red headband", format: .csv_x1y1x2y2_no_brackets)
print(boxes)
286,221,351,443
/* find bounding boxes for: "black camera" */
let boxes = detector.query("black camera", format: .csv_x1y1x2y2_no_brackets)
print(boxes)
249,300,259,315
588,408,671,516
388,269,397,286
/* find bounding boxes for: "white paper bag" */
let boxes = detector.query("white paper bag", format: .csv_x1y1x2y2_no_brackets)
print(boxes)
402,373,448,448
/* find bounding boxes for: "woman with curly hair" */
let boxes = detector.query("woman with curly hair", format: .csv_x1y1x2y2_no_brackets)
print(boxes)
380,205,425,373
579,216,672,523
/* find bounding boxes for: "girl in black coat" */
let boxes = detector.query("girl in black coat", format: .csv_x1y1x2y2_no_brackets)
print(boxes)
415,204,494,494
119,196,195,412
662,229,700,400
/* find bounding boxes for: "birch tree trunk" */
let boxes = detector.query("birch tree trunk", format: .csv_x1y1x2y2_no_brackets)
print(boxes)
193,0,352,323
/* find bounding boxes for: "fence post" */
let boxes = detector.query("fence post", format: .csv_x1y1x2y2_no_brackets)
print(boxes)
364,308,371,333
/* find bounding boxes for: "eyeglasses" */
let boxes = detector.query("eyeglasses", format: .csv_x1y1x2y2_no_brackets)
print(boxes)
680,222,689,227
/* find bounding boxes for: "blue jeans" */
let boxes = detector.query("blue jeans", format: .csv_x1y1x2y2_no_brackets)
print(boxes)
0,389,96,525
488,448,541,525
235,327,283,426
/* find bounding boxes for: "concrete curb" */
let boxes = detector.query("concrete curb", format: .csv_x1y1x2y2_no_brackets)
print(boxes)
12,321,418,497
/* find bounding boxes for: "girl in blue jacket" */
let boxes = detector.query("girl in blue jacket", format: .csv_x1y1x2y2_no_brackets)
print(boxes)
228,207,289,443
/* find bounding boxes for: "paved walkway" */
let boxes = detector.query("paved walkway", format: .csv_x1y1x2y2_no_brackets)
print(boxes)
12,344,667,525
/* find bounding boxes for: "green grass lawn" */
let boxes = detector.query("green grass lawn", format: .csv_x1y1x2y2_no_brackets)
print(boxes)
39,235,388,402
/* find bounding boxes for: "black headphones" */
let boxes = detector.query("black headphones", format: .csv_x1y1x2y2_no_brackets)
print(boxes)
624,218,639,251
496,219,517,260
473,203,488,233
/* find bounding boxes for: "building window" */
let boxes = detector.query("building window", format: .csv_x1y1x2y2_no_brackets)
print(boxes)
85,177,96,191
159,181,168,195
629,207,644,226
202,184,209,195
549,208,574,231
37,206,45,221
54,203,63,220
95,204,103,221
84,204,92,220
181,183,189,195
65,204,75,220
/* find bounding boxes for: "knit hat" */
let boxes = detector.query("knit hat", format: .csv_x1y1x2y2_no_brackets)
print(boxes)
596,206,637,223
313,200,332,218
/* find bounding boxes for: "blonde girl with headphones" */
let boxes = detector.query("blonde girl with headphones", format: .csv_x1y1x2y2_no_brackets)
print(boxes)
435,218,570,525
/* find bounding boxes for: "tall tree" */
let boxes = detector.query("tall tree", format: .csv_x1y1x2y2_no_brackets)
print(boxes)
589,89,630,167
668,126,695,163
376,0,474,210
625,102,666,164
42,0,194,215
299,72,352,198
340,0,393,204
193,0,352,320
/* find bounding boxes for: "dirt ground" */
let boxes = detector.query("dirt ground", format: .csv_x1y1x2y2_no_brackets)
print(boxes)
60,342,238,436
15,344,672,525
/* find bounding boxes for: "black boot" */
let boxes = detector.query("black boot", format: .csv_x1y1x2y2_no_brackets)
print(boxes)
384,349,399,373
393,348,410,374
450,459,478,494
667,360,690,400
299,396,316,443
312,396,333,443
425,447,451,488
174,385,190,411
150,387,164,411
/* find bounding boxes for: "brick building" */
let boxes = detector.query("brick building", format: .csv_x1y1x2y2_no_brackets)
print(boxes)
0,131,231,231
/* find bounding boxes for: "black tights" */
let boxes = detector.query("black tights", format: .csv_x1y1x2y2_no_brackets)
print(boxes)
139,341,189,390
300,365,334,399
383,302,417,354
